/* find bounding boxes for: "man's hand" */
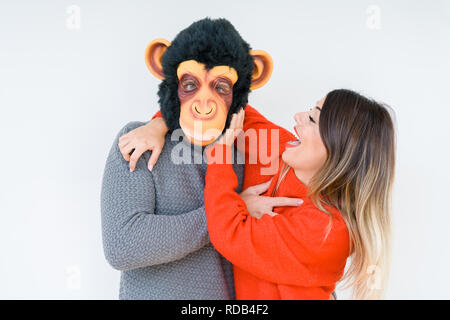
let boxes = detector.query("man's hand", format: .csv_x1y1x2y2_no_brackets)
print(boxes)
240,179,303,219
118,117,169,172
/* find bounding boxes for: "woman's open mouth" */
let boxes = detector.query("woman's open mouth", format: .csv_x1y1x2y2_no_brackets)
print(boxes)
286,126,302,149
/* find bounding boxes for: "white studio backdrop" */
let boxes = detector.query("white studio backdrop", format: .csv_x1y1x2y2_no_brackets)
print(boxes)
0,0,449,299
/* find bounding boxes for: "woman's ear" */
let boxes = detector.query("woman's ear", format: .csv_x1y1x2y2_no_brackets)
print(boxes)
145,38,171,80
249,50,273,90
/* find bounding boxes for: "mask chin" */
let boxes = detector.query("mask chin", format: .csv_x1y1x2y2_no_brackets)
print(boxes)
181,126,220,146
189,136,217,146
180,117,226,146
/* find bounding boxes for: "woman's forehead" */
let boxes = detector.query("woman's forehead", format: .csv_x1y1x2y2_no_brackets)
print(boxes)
317,97,326,108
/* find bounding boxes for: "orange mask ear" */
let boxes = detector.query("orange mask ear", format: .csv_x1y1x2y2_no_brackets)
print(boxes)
145,38,171,80
249,50,273,90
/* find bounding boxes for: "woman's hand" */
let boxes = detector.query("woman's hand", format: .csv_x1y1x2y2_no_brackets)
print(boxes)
240,179,304,219
215,108,245,147
118,117,169,172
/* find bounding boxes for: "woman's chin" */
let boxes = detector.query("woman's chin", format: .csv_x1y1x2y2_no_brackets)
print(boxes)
281,150,292,166
282,148,303,169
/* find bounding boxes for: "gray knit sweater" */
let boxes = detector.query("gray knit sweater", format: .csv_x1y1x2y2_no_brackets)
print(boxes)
101,121,244,300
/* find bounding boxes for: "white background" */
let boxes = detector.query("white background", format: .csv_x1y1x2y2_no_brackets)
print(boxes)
0,0,449,299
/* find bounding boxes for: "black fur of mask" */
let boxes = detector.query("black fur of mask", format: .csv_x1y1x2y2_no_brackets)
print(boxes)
157,18,254,132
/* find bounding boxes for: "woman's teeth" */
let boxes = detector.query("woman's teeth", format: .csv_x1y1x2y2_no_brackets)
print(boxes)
287,140,301,147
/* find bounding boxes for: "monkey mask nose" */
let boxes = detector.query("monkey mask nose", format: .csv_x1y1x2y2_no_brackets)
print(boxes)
191,100,217,119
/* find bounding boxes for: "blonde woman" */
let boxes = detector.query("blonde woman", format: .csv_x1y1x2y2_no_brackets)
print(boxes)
119,89,396,299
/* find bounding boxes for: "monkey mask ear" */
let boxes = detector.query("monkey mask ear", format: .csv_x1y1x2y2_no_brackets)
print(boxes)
145,38,171,80
249,50,273,90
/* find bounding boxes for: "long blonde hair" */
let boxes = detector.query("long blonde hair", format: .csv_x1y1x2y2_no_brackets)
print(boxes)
278,89,396,299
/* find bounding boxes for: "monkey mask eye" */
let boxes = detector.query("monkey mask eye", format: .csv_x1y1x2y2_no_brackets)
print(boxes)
215,79,232,95
181,76,198,92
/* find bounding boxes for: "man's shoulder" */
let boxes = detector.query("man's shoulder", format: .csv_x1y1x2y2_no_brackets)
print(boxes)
107,121,152,166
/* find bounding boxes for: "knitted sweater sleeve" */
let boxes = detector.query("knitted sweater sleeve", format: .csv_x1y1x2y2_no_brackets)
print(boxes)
100,122,209,271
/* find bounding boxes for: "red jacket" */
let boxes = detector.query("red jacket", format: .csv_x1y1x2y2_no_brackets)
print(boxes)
204,106,350,300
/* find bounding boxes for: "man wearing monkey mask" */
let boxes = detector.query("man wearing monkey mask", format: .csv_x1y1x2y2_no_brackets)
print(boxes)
101,18,295,299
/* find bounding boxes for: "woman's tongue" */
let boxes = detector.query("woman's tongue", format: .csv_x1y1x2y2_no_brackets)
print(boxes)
286,126,302,148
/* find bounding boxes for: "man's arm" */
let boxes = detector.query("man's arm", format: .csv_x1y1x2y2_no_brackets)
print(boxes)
101,121,209,271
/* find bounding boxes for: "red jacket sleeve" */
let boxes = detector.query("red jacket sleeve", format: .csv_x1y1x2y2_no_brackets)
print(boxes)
238,106,296,180
151,110,162,120
204,144,349,287
220,105,297,188
241,105,295,149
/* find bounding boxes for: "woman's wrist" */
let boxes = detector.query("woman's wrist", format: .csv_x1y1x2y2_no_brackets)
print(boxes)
148,117,169,135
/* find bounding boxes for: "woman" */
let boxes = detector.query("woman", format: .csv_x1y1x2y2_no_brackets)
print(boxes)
119,89,396,299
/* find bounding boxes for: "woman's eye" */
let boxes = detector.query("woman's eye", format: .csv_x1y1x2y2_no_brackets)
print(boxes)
309,115,316,124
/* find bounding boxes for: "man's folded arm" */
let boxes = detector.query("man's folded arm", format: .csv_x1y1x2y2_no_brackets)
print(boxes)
100,122,209,271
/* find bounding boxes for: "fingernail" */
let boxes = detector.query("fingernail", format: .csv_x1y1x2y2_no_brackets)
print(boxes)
298,200,303,205
148,164,153,171
130,168,133,172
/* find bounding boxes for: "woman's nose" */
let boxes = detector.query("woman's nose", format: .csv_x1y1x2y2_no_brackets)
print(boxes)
294,112,303,125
